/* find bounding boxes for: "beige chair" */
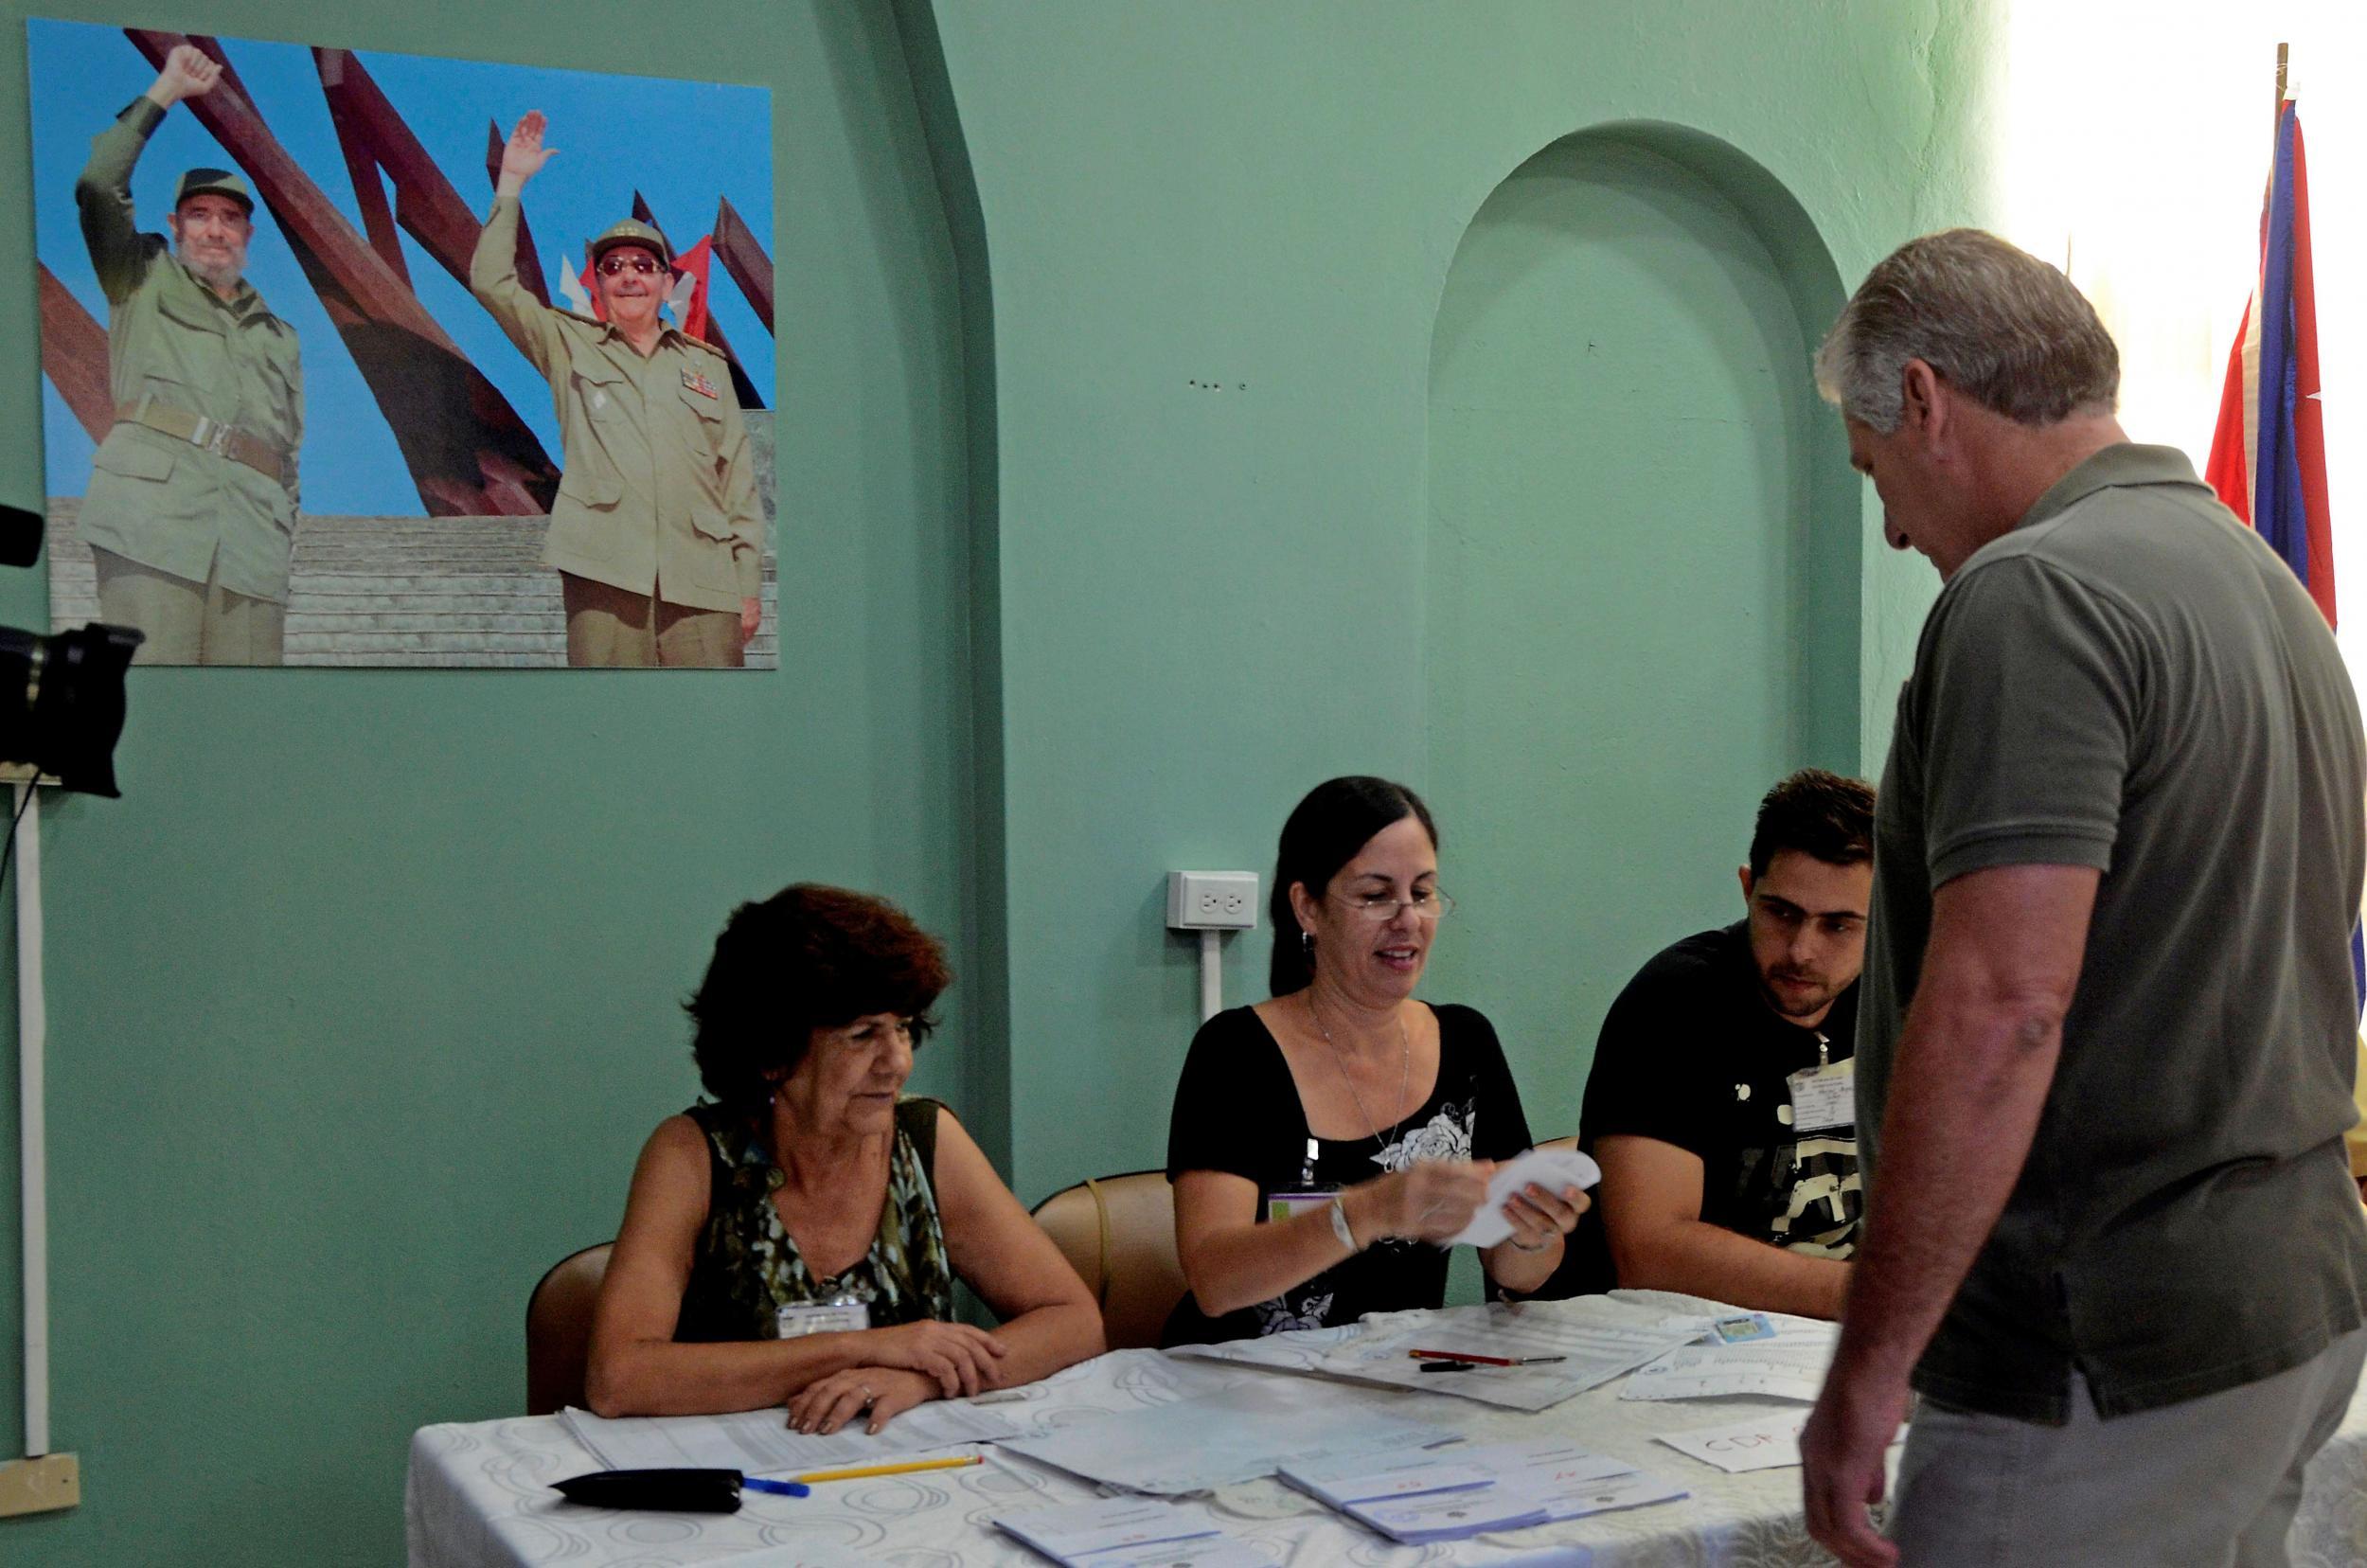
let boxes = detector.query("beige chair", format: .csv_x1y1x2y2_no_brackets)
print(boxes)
525,1241,614,1416
1031,1170,1188,1350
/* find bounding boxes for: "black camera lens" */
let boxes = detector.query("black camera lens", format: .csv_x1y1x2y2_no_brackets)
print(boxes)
0,622,144,796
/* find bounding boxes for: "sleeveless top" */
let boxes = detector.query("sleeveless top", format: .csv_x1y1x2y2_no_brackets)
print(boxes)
675,1096,956,1343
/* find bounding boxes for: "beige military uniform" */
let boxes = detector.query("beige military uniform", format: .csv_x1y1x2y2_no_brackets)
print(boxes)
469,196,762,668
75,98,302,665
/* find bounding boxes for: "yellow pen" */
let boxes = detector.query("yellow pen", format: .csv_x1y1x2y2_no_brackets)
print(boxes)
792,1454,986,1485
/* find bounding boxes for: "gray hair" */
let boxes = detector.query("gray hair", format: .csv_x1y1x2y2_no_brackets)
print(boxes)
1813,229,2119,433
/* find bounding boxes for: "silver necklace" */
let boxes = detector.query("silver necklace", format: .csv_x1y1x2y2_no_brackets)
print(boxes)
1307,991,1411,1158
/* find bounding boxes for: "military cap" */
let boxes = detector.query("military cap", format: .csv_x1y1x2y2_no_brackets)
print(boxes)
173,167,254,215
587,219,673,269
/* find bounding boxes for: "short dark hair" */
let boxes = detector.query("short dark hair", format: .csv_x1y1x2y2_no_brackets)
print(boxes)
684,883,952,1110
1748,769,1875,879
1267,776,1438,995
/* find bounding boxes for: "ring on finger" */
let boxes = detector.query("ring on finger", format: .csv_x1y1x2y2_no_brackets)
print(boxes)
859,1384,877,1409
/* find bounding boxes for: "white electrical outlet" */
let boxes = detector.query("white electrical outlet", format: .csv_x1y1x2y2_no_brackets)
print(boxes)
1166,870,1260,931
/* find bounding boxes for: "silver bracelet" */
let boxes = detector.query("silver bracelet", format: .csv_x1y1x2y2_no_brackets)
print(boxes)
1328,1195,1362,1253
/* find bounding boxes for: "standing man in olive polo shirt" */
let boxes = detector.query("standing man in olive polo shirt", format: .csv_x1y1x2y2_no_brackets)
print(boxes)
1800,229,2367,1567
471,110,762,668
76,43,303,665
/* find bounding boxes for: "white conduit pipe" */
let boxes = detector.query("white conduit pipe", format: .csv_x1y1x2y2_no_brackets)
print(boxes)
15,781,47,1458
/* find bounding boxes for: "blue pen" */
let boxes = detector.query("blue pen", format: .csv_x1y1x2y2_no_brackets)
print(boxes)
742,1477,812,1499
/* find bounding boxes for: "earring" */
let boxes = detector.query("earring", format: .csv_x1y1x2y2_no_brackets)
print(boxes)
1301,930,1315,955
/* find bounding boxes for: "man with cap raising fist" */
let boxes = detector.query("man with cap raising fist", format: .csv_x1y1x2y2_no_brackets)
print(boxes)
74,42,303,665
471,109,764,668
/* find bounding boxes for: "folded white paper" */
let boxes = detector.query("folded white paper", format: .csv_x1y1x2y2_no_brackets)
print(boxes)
1654,1413,1811,1473
992,1496,1219,1562
1448,1147,1603,1248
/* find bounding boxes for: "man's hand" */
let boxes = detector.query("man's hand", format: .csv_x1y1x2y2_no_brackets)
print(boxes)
147,44,222,110
496,111,558,196
740,596,761,643
1800,1352,1912,1567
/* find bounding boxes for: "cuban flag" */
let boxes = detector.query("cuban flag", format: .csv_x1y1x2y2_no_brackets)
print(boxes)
2202,96,2359,1024
2203,96,2335,626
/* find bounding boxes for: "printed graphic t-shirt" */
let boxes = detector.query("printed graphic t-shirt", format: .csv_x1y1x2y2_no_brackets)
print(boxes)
1162,1002,1535,1345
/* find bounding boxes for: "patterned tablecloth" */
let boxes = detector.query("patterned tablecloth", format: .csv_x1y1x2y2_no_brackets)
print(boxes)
405,1292,2367,1567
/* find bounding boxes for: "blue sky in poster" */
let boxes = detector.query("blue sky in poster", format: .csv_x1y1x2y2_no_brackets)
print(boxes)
27,19,775,516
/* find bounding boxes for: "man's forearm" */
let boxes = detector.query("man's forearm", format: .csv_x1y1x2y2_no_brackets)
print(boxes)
1616,1218,1849,1319
1833,994,2062,1381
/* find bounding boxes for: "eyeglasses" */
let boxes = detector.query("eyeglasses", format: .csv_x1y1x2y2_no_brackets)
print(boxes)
597,254,665,276
1331,890,1456,922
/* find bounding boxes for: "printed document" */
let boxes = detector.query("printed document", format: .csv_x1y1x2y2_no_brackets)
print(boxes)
559,1399,1023,1474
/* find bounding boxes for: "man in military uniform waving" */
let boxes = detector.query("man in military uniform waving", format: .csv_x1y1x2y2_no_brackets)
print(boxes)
472,110,763,668
76,42,303,665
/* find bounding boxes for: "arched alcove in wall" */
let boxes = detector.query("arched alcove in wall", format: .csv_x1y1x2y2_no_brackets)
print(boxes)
1423,123,1859,1114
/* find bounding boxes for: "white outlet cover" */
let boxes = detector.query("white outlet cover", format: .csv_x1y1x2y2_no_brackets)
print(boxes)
1166,870,1260,931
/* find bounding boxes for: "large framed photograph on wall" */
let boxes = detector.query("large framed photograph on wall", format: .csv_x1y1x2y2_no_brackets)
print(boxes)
28,20,778,668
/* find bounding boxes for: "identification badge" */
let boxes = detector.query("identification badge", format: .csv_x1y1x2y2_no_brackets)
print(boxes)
1786,1057,1856,1134
682,368,721,399
1266,1189,1337,1223
1712,1311,1776,1344
776,1300,869,1338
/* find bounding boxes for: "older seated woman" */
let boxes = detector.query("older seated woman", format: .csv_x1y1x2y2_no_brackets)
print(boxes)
587,884,1103,1432
1164,776,1590,1345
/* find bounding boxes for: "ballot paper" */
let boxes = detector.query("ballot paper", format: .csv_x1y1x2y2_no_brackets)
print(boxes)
1447,1437,1687,1523
559,1399,1022,1474
1654,1413,1811,1473
995,1378,1462,1495
991,1496,1220,1562
1172,1300,1694,1413
1346,1483,1553,1544
1077,1539,1278,1567
1277,1452,1496,1509
1446,1147,1603,1248
1618,1317,1839,1403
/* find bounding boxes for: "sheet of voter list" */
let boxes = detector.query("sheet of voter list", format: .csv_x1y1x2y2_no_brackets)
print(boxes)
560,1397,1025,1474
993,1377,1464,1496
1174,1297,1698,1411
1619,1314,1840,1402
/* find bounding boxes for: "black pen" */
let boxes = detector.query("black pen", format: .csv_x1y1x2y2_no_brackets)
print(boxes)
1417,1360,1481,1373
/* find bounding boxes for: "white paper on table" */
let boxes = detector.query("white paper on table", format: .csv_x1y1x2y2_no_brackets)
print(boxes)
1078,1538,1279,1568
1319,1310,1695,1412
1450,1437,1687,1523
1618,1319,1838,1403
1653,1412,1810,1473
995,1378,1462,1495
558,1399,1022,1474
992,1495,1219,1561
1277,1451,1497,1507
1446,1148,1603,1248
1348,1483,1553,1543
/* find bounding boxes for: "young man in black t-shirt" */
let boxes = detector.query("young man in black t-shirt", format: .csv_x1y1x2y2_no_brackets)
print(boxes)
1577,770,1875,1319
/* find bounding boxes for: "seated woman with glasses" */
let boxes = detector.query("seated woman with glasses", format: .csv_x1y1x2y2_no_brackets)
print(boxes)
1162,776,1589,1345
586,884,1103,1432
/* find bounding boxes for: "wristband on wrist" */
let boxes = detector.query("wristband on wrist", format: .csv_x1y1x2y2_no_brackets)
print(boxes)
1507,1232,1554,1254
1328,1194,1363,1253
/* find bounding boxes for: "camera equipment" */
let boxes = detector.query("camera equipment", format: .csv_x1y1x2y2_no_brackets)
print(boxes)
0,503,142,797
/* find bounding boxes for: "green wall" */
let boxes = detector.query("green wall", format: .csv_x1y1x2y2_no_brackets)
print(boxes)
0,2,981,1562
925,0,2000,1203
0,1,2002,1561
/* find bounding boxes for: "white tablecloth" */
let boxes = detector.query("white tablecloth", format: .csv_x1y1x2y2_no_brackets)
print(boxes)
405,1293,2367,1567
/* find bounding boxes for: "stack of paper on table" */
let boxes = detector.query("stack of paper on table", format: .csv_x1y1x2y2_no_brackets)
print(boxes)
1172,1299,1697,1411
1618,1315,1838,1402
994,1379,1461,1495
1278,1435,1687,1544
990,1496,1276,1566
559,1399,1023,1473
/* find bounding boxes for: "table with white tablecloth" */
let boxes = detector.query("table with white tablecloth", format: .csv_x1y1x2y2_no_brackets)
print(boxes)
405,1292,2367,1567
